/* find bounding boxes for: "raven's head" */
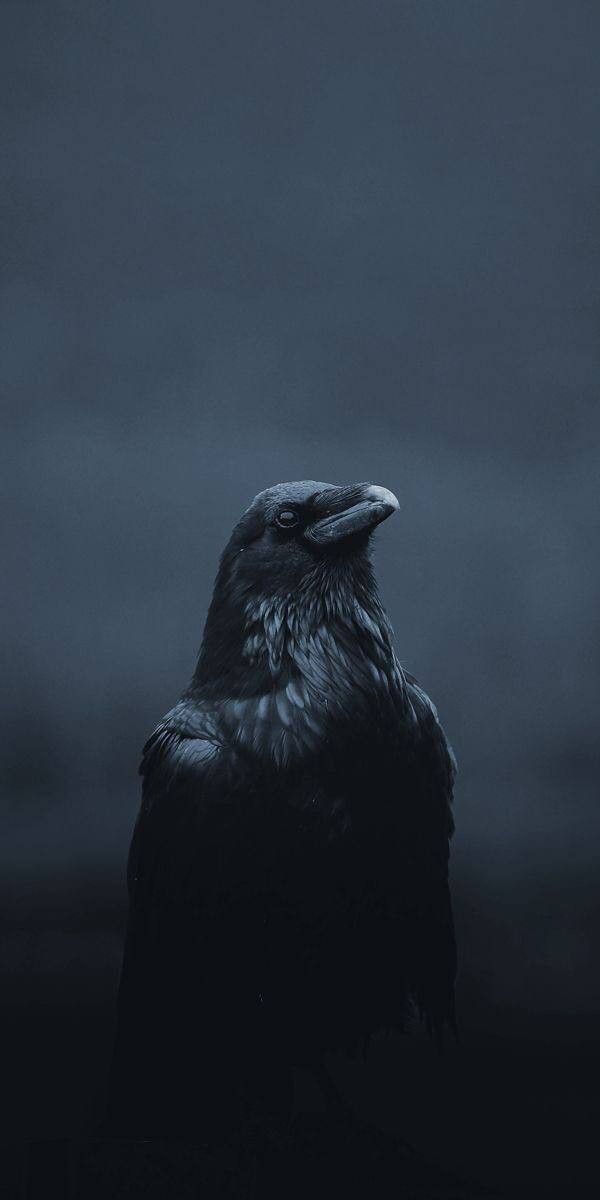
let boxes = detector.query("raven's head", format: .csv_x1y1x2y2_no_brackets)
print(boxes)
216,478,398,590
193,481,402,760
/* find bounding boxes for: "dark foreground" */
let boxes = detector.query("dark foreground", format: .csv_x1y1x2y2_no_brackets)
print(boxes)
2,994,597,1199
2,867,598,1199
8,1115,495,1200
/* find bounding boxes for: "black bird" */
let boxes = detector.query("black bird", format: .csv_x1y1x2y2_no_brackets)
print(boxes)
107,480,456,1139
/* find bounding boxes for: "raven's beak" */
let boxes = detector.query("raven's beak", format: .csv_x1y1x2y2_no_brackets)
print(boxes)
307,483,399,546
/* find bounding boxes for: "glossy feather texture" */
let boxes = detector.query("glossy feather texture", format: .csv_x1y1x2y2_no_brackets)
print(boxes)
107,481,456,1136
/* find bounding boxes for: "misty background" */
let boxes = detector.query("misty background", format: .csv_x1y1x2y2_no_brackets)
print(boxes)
2,2,599,1194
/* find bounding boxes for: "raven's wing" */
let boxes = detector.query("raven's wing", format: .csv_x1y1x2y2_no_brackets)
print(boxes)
404,670,456,839
396,673,457,1043
106,703,265,1135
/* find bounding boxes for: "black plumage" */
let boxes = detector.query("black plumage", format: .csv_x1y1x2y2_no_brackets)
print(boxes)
107,480,456,1137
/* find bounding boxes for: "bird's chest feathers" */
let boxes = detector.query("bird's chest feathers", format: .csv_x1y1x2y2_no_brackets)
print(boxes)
221,586,403,767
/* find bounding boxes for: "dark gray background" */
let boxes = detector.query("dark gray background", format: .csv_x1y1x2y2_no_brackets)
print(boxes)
2,2,598,1194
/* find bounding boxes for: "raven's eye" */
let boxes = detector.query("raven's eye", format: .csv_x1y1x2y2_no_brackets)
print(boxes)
276,509,300,529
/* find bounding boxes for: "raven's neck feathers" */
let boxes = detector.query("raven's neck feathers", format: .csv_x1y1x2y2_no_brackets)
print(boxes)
192,557,406,766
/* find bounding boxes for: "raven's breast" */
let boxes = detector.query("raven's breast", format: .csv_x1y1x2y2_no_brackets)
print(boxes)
245,770,415,1059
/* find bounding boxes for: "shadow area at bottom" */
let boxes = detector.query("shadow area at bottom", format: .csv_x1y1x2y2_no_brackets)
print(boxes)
10,1116,496,1200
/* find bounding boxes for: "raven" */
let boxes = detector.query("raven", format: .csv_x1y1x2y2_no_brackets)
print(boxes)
107,480,456,1138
